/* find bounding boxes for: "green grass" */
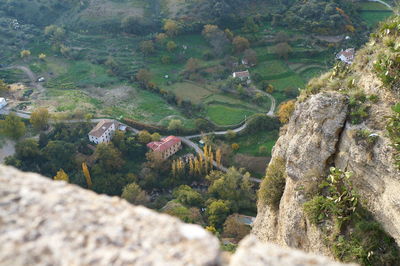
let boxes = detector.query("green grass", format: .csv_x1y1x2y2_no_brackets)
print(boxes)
47,60,118,89
229,130,279,157
206,104,256,126
169,82,213,103
269,73,305,91
360,11,393,28
253,60,288,76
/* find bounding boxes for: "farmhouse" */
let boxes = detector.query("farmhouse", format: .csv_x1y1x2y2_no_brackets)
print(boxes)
0,98,7,109
88,120,116,144
147,136,182,160
233,70,251,83
336,48,355,64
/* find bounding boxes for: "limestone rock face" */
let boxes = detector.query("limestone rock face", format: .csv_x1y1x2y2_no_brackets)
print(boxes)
0,165,351,266
253,89,400,255
253,92,348,255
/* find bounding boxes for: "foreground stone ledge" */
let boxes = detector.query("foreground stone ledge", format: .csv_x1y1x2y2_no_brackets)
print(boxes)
0,165,352,266
231,235,357,266
0,166,220,266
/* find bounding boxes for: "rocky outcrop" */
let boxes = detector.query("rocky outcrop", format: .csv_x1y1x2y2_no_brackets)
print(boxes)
253,87,400,256
0,165,352,266
253,92,348,255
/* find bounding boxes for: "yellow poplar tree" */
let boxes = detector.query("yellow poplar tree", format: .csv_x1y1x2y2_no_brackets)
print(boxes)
172,160,177,177
216,148,222,167
198,155,204,175
189,157,194,176
194,157,201,175
209,151,214,170
82,162,92,189
53,169,69,182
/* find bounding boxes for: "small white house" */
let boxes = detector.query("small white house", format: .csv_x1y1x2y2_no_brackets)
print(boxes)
88,120,116,144
0,98,7,109
233,70,251,84
336,48,355,64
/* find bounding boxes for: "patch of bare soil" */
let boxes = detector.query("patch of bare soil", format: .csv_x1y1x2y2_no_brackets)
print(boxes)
82,0,144,18
87,85,136,106
313,35,344,43
234,154,270,175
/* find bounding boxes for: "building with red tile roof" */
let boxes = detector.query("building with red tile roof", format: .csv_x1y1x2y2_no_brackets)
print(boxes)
147,136,182,160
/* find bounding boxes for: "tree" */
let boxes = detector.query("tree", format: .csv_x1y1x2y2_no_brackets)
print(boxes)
202,25,230,56
20,50,31,59
185,58,200,74
44,25,66,45
0,80,9,96
226,130,236,140
232,36,250,53
121,183,149,205
82,162,92,188
243,49,257,66
207,168,254,212
243,17,259,33
138,130,152,144
223,214,251,240
38,53,46,60
94,143,124,171
0,114,26,140
231,143,239,151
136,69,152,86
206,199,230,228
151,132,161,141
277,100,296,123
105,57,120,75
155,33,168,43
54,169,69,182
167,119,183,132
173,185,203,207
274,42,292,60
166,41,177,52
161,55,171,64
42,141,75,174
140,40,155,55
216,148,222,167
30,108,50,131
163,19,179,36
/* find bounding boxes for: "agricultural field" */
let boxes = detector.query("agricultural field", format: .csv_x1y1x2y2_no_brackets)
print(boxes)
358,1,393,28
0,0,393,146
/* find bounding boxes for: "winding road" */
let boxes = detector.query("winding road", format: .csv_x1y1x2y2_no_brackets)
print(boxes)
1,65,272,183
368,0,393,10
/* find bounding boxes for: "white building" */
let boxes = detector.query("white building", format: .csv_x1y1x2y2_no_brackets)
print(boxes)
88,120,116,144
233,70,251,84
0,98,7,109
336,48,355,64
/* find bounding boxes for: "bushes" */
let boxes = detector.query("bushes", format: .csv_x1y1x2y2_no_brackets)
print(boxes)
387,103,400,169
258,157,286,209
303,167,399,265
277,100,296,124
348,91,369,124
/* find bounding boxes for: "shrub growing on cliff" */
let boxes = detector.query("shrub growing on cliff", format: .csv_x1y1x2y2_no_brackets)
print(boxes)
277,100,296,124
258,157,286,209
303,167,399,265
387,103,400,170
